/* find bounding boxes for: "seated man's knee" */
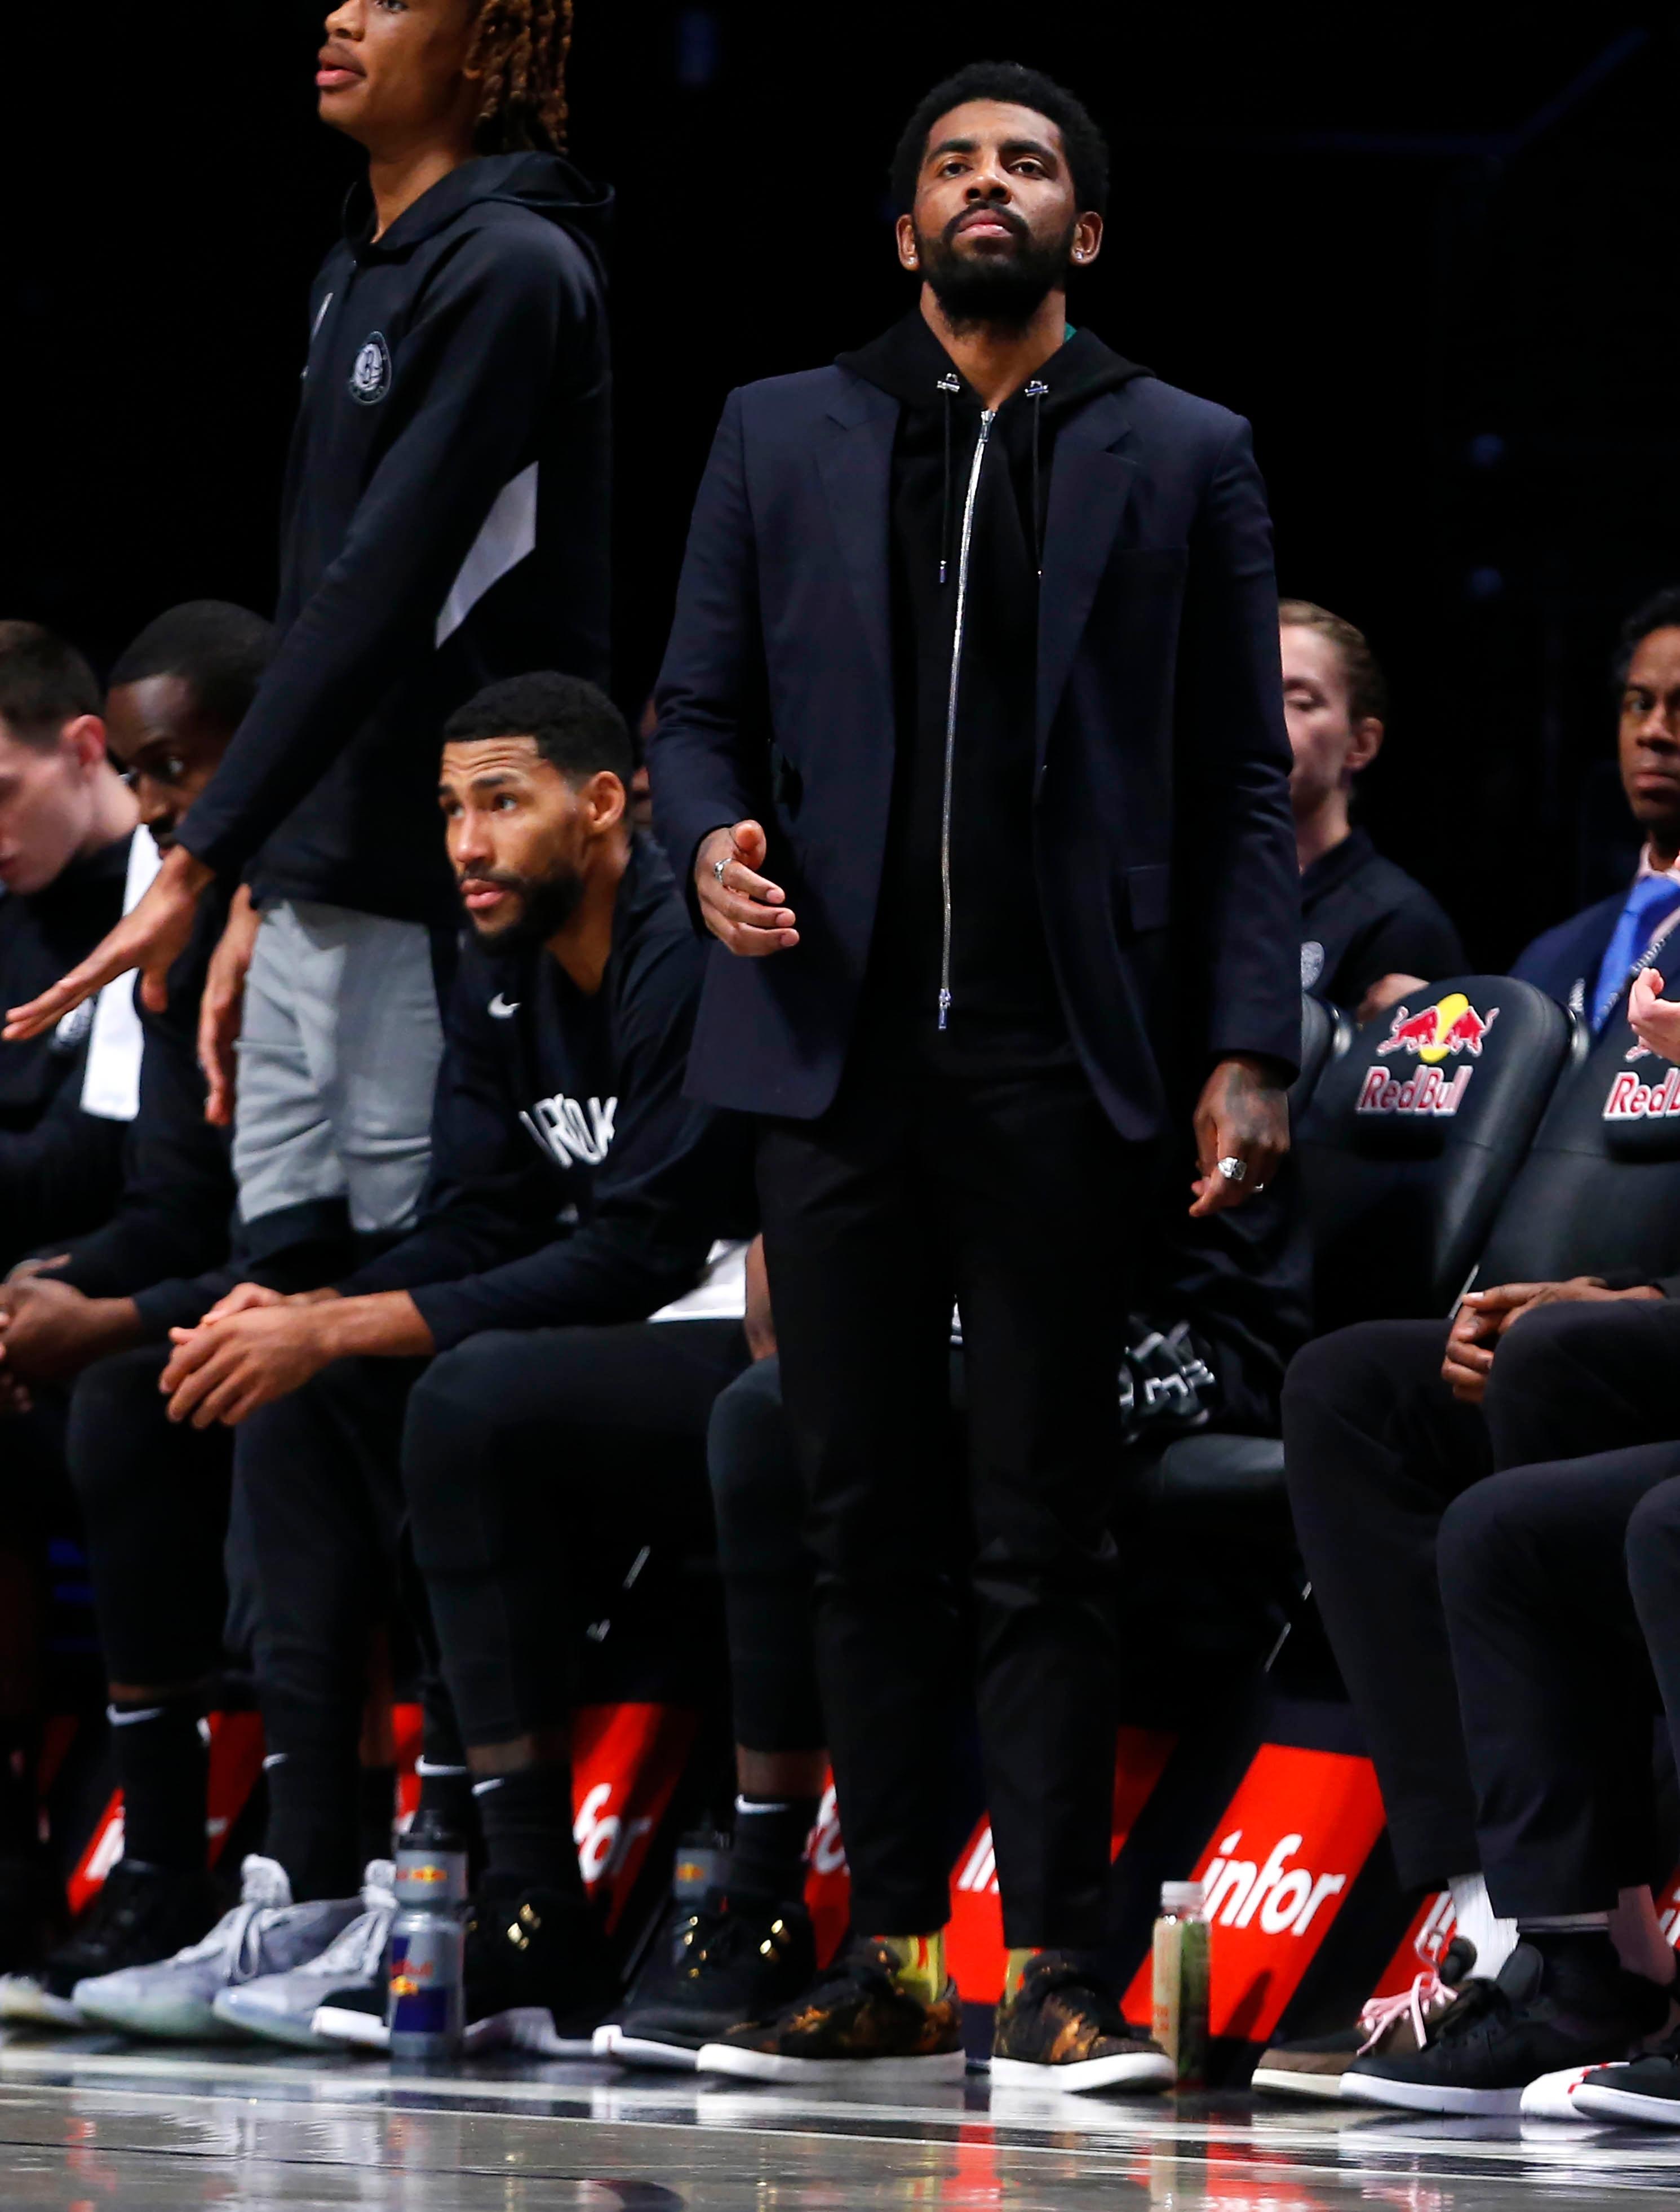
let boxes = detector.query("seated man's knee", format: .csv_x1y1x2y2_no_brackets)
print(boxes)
1435,1471,1525,1609
402,1338,517,1574
1626,1477,1680,1613
708,1360,803,1569
65,1344,171,1511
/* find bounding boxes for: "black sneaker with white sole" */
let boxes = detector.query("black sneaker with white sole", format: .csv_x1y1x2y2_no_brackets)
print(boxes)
318,1878,618,2056
1252,1936,1478,2102
600,1890,817,2070
1564,2018,1680,2127
698,1937,966,2083
991,1950,1173,2095
0,1860,219,2028
1345,1937,1670,2116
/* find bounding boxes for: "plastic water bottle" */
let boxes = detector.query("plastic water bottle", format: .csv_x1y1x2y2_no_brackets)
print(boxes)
388,1814,468,2064
1151,1878,1210,2087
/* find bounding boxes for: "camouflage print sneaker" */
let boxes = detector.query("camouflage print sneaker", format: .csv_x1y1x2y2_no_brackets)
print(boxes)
990,1950,1174,2095
696,1937,966,2083
1251,1936,1477,2102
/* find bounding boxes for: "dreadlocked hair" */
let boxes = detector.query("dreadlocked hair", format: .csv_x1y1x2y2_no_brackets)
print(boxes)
469,0,572,154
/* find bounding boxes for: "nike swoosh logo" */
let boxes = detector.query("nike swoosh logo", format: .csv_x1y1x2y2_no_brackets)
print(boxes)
488,994,520,1019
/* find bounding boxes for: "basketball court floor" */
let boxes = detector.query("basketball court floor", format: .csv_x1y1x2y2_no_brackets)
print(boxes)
2,2037,1678,2210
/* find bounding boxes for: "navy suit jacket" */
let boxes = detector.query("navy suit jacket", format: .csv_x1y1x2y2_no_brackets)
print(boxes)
650,359,1301,1139
1509,891,1625,1016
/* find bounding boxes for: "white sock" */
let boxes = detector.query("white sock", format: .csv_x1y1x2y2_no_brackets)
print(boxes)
1448,1871,1517,1977
1610,1886,1678,1988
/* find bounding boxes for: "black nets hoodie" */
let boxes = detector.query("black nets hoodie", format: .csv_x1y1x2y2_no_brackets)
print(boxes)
339,835,754,1349
836,312,1149,1042
180,154,613,924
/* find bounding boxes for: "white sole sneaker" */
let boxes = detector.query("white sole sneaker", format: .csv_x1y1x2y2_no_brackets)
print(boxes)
1248,2065,1352,2102
1520,2065,1598,2121
1573,2076,1680,2128
311,2005,387,2050
1346,2072,1523,2117
472,2005,599,2060
0,1976,83,2029
991,2050,1173,2095
594,2024,700,2072
696,2042,968,2085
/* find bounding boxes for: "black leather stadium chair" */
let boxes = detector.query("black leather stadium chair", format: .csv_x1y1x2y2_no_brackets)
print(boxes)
1470,1013,1680,1285
1295,976,1573,1331
1293,991,1342,1114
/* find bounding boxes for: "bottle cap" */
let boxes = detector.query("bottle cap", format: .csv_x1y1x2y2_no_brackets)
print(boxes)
1160,1879,1204,1912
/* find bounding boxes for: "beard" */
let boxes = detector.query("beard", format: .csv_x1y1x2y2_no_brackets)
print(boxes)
459,859,585,950
915,205,1079,333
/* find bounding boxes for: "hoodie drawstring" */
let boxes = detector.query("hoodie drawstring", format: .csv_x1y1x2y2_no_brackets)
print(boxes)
1025,377,1049,577
936,373,960,584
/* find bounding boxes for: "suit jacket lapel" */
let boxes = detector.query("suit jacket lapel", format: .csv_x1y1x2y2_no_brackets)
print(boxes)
1036,395,1136,767
817,381,898,722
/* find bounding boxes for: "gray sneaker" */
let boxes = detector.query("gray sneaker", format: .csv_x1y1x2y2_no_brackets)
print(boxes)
73,1855,362,2041
211,1861,395,2050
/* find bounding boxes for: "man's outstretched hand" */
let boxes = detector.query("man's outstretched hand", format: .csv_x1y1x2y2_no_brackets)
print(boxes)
1189,1056,1291,1216
4,843,212,1041
694,821,798,957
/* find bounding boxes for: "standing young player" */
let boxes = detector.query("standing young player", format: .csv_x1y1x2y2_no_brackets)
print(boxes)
7,0,611,1270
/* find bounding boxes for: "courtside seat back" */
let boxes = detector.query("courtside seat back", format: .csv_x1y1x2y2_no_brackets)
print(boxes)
1296,976,1571,1328
1474,1018,1680,1285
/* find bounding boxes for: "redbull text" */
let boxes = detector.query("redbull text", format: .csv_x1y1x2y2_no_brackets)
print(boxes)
1604,1068,1680,1122
1356,1064,1473,1118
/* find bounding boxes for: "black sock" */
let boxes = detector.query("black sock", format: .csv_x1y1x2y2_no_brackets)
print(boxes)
414,1757,474,1841
473,1761,582,1896
728,1794,818,1907
110,1698,207,1875
1525,1928,1625,2006
261,1734,361,1904
357,1764,396,1868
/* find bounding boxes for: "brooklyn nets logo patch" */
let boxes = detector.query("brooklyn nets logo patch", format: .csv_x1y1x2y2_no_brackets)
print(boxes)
348,332,392,405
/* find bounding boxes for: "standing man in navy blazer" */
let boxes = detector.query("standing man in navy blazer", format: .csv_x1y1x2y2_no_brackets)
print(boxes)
650,61,1300,2089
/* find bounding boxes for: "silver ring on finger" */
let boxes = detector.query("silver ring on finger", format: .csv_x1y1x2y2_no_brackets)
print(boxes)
1216,1156,1247,1183
713,857,729,886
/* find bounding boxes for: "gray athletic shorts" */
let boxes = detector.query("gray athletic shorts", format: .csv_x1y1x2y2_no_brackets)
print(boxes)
232,899,444,1241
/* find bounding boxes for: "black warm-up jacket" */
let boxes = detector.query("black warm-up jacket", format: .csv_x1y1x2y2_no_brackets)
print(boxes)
341,837,753,1350
651,323,1302,1136
179,155,613,924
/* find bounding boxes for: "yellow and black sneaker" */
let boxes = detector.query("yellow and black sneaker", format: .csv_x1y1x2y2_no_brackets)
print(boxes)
991,1952,1174,2095
696,1936,966,2083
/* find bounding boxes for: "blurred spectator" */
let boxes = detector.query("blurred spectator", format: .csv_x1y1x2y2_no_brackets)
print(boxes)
1514,587,1680,1028
0,622,141,1269
1283,601,1463,1021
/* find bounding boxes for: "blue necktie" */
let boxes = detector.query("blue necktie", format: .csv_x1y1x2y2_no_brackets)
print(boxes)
1590,875,1680,1033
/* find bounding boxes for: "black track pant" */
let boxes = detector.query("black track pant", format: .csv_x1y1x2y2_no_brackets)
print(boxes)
404,1320,747,1745
756,1032,1140,1949
67,1344,233,1688
1283,1298,1680,1891
708,1355,825,1755
1439,1443,1680,1916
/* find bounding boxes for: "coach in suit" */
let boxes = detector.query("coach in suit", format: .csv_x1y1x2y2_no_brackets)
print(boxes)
650,62,1300,2083
1513,589,1680,1029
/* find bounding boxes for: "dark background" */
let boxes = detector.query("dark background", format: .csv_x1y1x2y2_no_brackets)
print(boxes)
5,4,1675,967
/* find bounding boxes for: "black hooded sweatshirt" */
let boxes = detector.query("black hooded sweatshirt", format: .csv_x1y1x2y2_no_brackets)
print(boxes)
179,154,613,925
837,313,1150,1046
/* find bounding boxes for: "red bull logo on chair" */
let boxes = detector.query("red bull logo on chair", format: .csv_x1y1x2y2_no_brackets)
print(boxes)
1357,994,1499,1118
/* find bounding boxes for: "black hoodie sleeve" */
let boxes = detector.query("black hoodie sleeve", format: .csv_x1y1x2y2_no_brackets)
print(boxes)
0,1068,127,1274
49,1005,234,1303
348,938,729,1350
179,229,595,882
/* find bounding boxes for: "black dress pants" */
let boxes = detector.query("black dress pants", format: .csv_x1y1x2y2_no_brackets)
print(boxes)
1283,1298,1680,1891
67,1344,233,1688
403,1320,748,1745
1439,1442,1680,1915
756,1033,1140,1949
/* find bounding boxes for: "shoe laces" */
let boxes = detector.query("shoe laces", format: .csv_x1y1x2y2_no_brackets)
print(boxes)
1357,1968,1456,2055
306,1897,395,1983
169,1855,293,1977
693,1900,793,1977
1016,1954,1128,2036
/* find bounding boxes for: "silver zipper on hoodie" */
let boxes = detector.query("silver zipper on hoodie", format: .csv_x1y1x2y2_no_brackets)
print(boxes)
939,407,994,1031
